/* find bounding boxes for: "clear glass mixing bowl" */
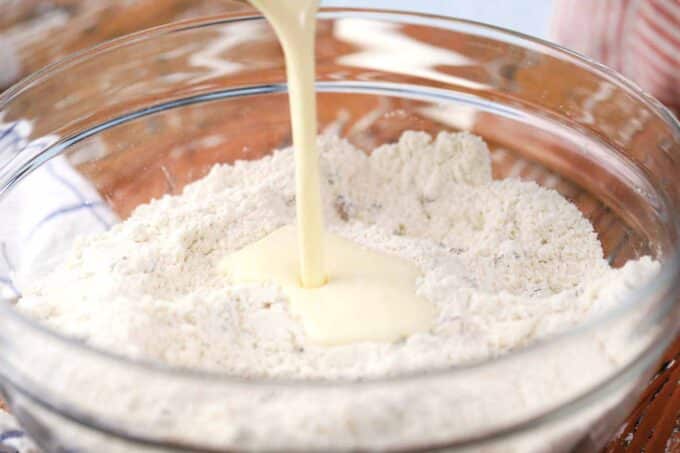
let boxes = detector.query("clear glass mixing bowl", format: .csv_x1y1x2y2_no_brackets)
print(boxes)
0,5,679,453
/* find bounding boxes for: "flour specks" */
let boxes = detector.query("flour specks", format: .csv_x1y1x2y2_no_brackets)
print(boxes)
18,131,658,380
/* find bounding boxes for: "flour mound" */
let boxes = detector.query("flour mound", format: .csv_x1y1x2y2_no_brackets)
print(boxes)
18,131,659,379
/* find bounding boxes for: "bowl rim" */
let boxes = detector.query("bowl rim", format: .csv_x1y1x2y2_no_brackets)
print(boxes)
1,4,679,445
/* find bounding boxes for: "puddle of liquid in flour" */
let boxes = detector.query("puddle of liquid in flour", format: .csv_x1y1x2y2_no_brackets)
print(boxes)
220,0,434,345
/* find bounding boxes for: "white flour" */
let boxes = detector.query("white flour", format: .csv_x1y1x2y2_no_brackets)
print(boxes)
12,131,661,451
17,131,658,380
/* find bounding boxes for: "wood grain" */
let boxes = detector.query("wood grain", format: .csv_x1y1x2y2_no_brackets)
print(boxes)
604,338,680,453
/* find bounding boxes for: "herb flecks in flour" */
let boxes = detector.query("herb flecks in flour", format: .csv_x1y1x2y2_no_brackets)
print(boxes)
18,131,658,379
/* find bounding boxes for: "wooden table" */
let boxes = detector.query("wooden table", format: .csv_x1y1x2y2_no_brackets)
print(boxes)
0,2,678,452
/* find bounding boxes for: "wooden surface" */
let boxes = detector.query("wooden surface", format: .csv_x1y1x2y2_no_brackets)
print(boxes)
606,340,680,453
0,2,678,452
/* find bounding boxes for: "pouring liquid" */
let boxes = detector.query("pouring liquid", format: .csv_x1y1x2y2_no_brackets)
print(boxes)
220,0,434,345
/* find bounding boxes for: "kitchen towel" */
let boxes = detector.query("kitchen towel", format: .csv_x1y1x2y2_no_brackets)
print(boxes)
0,119,116,453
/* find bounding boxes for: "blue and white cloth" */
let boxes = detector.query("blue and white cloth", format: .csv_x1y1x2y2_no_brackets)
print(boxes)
0,410,39,453
0,120,118,452
0,120,117,299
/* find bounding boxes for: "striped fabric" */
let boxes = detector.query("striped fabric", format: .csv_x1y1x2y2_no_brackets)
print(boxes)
0,120,117,301
0,404,38,451
552,0,679,114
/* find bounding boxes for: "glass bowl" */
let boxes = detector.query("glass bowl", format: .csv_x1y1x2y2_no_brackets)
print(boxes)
1,5,679,453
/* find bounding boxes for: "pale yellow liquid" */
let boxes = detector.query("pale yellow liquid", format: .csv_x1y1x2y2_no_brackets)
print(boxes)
221,226,433,345
221,0,434,345
249,0,325,288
